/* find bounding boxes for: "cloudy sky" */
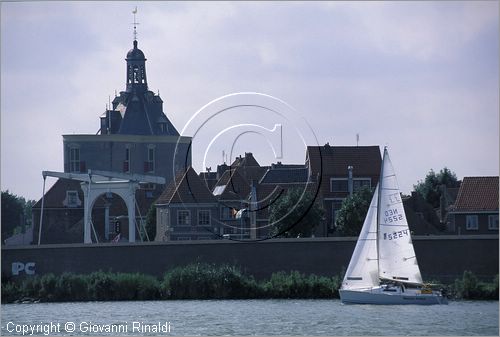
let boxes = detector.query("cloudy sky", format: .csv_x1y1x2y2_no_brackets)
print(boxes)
1,1,498,201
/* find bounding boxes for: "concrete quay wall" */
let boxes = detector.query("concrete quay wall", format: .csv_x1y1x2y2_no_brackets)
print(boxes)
2,235,498,283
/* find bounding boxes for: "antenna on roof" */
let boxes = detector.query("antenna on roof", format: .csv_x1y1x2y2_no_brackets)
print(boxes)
132,7,139,41
356,133,359,147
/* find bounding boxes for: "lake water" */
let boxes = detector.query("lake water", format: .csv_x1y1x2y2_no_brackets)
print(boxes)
1,300,498,336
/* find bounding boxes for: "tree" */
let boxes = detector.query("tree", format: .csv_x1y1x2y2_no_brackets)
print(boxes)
269,187,325,238
334,186,374,236
413,167,459,208
1,190,35,239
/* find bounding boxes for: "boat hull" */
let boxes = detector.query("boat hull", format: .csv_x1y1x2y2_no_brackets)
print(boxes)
339,288,448,305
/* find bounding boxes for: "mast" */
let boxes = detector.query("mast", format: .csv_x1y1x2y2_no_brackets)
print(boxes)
375,146,386,284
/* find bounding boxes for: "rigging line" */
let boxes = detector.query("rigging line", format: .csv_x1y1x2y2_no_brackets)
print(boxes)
86,171,93,243
38,175,47,245
135,198,150,242
135,218,143,242
90,219,99,243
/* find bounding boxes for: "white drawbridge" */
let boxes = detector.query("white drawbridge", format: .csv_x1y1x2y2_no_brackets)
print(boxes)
38,170,165,244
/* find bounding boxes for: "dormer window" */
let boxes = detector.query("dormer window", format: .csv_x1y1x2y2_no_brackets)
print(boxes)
63,190,82,208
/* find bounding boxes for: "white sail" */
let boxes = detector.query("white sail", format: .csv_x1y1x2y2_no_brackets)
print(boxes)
377,148,423,284
342,185,380,290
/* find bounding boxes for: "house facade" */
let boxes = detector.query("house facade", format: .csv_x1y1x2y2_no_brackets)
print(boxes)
155,145,382,241
447,176,499,235
305,144,382,236
155,167,221,241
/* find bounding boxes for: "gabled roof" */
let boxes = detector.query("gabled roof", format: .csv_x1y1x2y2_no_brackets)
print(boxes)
306,144,381,177
231,152,260,167
213,168,251,200
33,178,156,215
452,176,499,212
199,171,218,191
235,166,268,184
33,178,83,209
260,166,310,184
156,167,217,204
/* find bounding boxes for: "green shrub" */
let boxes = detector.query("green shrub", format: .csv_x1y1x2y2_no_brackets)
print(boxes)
450,271,499,300
162,263,262,300
1,281,20,303
5,267,496,302
55,273,89,301
87,271,117,301
263,271,339,298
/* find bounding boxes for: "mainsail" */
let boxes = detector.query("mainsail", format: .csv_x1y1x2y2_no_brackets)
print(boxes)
377,148,423,284
342,185,380,289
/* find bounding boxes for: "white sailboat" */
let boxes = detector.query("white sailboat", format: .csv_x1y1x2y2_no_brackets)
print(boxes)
339,148,447,305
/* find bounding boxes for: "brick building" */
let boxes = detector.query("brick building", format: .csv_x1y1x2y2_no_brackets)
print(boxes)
32,36,191,244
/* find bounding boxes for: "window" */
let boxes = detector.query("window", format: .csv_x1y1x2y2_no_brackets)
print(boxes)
145,146,155,173
69,147,80,173
198,210,211,226
488,215,499,230
353,178,371,191
331,178,348,192
124,147,130,173
177,210,190,225
64,190,81,208
466,215,478,230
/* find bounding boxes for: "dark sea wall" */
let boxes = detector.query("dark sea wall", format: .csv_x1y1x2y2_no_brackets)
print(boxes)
2,235,498,283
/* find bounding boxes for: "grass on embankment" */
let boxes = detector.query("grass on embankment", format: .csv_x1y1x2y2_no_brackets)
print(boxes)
1,264,497,303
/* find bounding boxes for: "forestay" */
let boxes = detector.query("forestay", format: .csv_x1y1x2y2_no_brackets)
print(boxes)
377,149,423,284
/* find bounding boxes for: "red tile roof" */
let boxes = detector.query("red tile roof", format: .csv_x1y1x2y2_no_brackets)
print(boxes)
306,144,381,177
156,167,217,204
453,176,499,212
213,168,251,200
231,152,260,167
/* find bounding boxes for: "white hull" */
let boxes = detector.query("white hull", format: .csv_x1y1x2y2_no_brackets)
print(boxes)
339,287,448,305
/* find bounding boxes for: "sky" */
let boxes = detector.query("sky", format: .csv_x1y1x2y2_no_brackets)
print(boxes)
1,1,499,201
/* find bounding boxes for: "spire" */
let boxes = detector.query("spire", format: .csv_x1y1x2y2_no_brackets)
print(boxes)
132,7,139,41
125,7,147,93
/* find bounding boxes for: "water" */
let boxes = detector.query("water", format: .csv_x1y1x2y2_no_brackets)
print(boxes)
1,300,498,336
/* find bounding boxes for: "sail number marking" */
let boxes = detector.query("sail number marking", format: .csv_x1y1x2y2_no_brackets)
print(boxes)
384,208,404,224
383,229,409,240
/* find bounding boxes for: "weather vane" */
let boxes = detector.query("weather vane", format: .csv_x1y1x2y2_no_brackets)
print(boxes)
132,7,139,41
